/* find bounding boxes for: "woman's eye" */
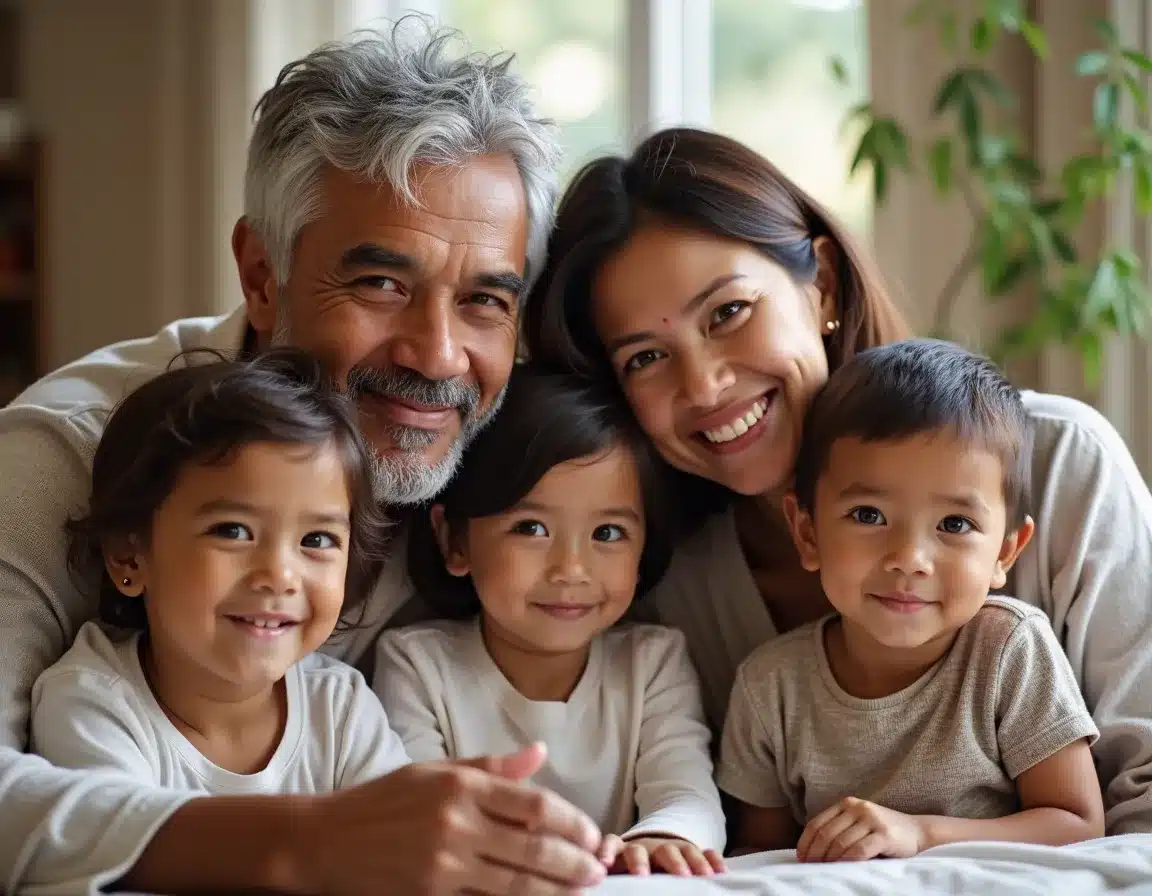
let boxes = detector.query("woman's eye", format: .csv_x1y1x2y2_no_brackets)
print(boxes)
209,522,252,541
592,524,625,543
622,348,665,374
710,300,750,328
511,520,548,537
849,506,885,526
302,531,341,550
939,516,974,535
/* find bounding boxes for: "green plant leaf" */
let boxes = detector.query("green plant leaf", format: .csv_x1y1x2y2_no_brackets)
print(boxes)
971,18,993,54
830,55,849,85
1051,228,1078,263
1076,50,1111,76
960,96,983,165
1122,49,1152,72
929,138,953,193
933,70,967,114
1085,256,1121,316
875,120,912,169
1137,159,1152,213
1094,81,1121,131
1019,20,1049,59
1121,72,1149,117
849,127,876,176
1094,18,1118,48
968,68,1015,107
873,158,888,204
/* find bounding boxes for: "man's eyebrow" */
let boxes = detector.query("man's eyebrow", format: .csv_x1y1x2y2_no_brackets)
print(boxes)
339,243,416,272
475,271,527,298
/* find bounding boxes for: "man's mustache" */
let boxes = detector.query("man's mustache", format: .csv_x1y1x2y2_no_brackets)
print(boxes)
345,365,481,420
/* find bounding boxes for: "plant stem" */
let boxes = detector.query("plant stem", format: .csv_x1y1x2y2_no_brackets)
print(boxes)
935,235,981,335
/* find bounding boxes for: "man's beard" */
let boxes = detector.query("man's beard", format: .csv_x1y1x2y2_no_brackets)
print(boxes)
346,364,504,505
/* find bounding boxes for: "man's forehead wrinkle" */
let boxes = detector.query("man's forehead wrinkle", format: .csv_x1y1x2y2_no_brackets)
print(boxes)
369,222,524,254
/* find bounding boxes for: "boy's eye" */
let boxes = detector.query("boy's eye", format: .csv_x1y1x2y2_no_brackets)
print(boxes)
592,524,625,543
302,531,341,549
209,522,252,541
939,516,974,535
849,506,886,526
511,520,548,537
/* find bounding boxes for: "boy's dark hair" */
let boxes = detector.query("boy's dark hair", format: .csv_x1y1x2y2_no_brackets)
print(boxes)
66,347,390,629
407,364,676,618
793,338,1032,527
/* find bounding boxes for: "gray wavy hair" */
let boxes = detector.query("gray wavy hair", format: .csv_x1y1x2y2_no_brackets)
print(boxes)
244,16,561,292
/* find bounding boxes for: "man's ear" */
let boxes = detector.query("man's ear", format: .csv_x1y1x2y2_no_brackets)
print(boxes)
430,504,470,577
782,492,821,572
232,216,281,340
990,515,1035,590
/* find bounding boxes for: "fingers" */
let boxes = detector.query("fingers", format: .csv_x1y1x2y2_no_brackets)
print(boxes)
796,802,843,859
623,843,651,876
704,849,727,873
798,808,857,862
842,831,888,861
678,846,718,876
459,742,548,782
598,834,624,868
477,820,606,889
648,843,690,876
824,819,873,862
463,859,585,896
474,773,600,853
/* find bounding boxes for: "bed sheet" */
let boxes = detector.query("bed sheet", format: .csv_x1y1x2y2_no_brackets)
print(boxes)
590,835,1152,895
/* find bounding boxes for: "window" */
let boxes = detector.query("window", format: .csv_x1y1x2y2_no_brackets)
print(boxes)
439,0,627,185
711,0,870,235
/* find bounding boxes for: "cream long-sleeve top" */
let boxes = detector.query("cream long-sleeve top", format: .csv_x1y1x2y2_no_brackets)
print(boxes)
373,618,726,852
3,309,1152,892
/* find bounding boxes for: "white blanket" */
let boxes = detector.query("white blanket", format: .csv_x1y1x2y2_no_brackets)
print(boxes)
591,835,1152,894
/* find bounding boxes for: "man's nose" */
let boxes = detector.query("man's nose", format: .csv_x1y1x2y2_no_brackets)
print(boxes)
388,296,470,383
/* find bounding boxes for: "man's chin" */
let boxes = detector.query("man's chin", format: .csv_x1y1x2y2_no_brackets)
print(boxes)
369,439,465,506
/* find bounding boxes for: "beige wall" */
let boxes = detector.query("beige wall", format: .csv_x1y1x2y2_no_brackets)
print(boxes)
20,0,249,368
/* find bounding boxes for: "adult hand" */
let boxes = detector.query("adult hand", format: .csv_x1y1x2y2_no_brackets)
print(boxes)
299,742,605,895
797,796,925,862
598,834,726,877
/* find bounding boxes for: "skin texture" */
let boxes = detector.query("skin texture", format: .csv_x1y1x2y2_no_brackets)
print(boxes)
123,159,608,896
593,224,838,499
105,441,351,775
434,448,725,877
235,158,526,486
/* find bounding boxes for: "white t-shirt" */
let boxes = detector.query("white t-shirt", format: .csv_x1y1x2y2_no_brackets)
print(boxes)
373,619,727,852
30,621,410,793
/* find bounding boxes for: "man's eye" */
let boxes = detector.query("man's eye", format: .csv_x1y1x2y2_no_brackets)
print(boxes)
469,293,510,311
353,276,402,291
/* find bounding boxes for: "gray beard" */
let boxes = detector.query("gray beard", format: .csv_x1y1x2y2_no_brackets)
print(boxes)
271,308,503,505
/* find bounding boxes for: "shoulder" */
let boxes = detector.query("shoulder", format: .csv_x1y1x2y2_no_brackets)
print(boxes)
735,617,822,684
32,621,138,704
375,619,477,677
1,311,245,447
600,622,690,670
1022,390,1142,484
956,597,1057,662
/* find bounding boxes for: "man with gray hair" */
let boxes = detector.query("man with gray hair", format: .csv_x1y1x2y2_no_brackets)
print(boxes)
0,19,609,895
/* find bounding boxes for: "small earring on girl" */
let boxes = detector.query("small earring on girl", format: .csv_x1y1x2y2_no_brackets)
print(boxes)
825,319,840,333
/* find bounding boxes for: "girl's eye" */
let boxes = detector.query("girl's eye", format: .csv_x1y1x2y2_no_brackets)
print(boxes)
592,524,625,543
939,516,974,535
209,522,252,541
710,300,751,328
511,520,548,537
622,348,665,374
302,531,341,550
849,506,886,526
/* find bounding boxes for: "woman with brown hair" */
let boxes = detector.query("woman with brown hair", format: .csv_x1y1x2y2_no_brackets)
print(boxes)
524,127,1152,836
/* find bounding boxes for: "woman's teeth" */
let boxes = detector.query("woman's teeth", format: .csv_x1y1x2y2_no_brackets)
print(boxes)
702,397,769,444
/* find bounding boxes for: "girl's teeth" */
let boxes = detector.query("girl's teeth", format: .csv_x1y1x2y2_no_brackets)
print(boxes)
703,397,769,443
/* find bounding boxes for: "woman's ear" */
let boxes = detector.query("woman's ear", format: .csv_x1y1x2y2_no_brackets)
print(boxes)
782,492,822,572
429,505,470,577
812,235,840,327
102,534,146,597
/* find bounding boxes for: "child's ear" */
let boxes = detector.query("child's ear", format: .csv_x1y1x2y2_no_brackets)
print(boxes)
990,514,1035,590
429,504,470,577
102,534,146,597
782,492,821,572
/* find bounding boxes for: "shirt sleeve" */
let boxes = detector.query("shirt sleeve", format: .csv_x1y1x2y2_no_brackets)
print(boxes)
623,628,727,853
1022,399,1152,833
372,630,451,762
334,667,411,788
995,613,1101,780
0,419,197,894
716,660,790,810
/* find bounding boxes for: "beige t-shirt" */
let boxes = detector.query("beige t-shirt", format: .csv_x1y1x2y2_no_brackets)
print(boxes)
716,597,1100,823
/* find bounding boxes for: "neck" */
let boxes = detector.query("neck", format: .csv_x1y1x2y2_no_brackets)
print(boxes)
140,635,285,772
824,617,958,699
480,616,591,702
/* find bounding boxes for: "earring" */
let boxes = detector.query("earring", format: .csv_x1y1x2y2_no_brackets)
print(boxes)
824,319,840,333
121,577,131,587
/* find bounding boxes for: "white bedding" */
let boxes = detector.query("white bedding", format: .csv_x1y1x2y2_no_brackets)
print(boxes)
591,835,1152,894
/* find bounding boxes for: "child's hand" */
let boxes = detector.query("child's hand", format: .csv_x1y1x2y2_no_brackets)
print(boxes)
598,834,726,876
797,797,924,862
